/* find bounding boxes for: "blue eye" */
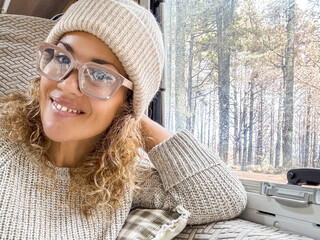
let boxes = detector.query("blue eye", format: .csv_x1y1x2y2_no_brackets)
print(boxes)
55,54,71,65
91,70,115,83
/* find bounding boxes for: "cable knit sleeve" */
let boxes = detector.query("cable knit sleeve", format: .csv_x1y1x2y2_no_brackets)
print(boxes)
132,130,247,225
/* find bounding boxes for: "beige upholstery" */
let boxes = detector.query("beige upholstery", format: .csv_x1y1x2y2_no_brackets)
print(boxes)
174,218,312,240
0,14,55,96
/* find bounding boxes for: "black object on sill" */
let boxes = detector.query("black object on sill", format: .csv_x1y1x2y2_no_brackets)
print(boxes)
287,168,320,186
51,13,63,20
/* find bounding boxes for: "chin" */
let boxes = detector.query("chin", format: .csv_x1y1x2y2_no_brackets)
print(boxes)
43,127,70,143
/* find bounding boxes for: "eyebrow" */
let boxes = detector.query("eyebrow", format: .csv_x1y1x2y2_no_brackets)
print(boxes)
58,41,117,67
91,58,114,65
59,41,74,54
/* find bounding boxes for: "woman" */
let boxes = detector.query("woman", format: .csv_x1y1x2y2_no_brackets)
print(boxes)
0,0,247,239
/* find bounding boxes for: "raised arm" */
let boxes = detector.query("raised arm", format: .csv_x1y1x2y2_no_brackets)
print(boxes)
133,115,247,224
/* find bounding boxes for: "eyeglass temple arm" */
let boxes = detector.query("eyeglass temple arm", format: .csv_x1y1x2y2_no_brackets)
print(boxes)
123,79,133,90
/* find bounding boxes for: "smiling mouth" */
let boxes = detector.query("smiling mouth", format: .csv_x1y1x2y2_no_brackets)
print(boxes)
51,99,83,114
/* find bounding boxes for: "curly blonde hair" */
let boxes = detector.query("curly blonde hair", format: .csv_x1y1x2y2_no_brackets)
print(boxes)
0,77,146,216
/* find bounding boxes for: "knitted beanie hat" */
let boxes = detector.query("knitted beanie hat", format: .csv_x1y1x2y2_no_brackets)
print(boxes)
46,0,164,119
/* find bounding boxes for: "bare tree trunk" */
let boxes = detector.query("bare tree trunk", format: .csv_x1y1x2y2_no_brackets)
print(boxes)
204,104,208,144
270,95,275,166
256,85,264,166
304,94,311,167
312,121,318,167
192,102,196,136
192,61,202,136
233,86,239,165
275,93,282,168
200,103,205,143
217,0,236,162
301,134,305,165
242,96,248,171
282,0,295,167
194,96,199,140
238,89,243,167
212,91,217,152
208,86,213,147
298,114,303,165
247,74,256,165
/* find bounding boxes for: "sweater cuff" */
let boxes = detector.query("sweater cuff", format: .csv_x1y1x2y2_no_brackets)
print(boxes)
147,130,222,191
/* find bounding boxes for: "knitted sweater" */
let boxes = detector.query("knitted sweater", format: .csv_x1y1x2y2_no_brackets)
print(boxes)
0,129,247,239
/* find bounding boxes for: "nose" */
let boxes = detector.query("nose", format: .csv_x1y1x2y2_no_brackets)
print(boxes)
57,69,83,97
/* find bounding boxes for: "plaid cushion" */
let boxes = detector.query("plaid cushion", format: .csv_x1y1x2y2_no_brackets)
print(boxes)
117,206,190,240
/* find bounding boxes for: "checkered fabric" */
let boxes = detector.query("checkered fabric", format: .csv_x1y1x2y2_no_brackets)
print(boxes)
0,14,55,96
174,218,313,240
117,208,188,240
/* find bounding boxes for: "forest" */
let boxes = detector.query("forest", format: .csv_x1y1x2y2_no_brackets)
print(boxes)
164,0,320,174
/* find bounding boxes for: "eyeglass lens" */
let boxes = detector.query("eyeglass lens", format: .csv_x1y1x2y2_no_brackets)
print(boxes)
38,45,124,100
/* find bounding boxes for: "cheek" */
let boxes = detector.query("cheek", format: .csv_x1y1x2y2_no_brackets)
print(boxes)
39,77,54,100
39,78,49,110
90,101,121,128
88,96,126,134
39,78,54,113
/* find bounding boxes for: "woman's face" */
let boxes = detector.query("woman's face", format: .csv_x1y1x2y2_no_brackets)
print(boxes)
39,31,128,143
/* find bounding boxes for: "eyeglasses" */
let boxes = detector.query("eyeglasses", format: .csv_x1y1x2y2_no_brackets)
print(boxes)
36,42,133,100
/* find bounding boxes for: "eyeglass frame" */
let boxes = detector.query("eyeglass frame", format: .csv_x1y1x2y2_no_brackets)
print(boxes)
36,41,133,101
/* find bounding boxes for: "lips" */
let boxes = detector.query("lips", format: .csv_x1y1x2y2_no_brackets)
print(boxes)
52,101,81,113
50,96,84,114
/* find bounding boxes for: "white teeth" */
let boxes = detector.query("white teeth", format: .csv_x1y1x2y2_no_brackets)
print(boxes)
53,101,80,114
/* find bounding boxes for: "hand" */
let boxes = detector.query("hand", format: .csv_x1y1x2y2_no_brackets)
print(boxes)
140,114,173,152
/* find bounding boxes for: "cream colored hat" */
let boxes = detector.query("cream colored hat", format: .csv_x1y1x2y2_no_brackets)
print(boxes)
46,0,164,119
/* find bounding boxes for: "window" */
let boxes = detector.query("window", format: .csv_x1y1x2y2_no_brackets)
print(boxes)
164,0,320,184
